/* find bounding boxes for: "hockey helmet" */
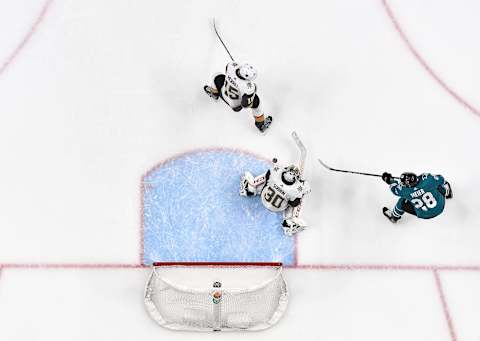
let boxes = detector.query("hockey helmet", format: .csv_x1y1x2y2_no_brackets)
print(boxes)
282,165,300,185
400,172,419,188
238,64,257,81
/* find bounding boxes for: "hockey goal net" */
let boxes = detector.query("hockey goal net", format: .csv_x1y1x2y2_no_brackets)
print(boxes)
144,262,288,332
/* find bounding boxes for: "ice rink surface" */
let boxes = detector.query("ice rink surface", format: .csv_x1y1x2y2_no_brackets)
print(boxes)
0,0,479,340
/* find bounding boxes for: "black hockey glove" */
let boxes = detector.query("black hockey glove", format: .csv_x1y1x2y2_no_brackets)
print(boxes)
382,172,393,184
288,197,302,208
241,93,254,108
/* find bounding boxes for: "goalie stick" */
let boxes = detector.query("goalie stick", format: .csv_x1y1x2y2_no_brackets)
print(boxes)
213,18,235,62
271,132,309,235
291,131,306,173
291,131,307,221
317,158,400,179
272,132,306,172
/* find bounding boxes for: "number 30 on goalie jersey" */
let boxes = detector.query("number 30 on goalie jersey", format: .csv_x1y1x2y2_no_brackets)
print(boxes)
259,166,309,213
261,185,288,212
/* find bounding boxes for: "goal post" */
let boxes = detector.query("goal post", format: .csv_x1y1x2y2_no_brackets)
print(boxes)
144,262,288,332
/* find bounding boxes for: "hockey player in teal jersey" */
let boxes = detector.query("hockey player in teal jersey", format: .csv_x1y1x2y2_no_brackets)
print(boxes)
382,172,453,223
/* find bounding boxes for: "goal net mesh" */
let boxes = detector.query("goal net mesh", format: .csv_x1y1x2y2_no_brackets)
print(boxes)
144,262,288,331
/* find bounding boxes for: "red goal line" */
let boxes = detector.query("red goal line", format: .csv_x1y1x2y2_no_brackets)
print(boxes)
0,262,479,271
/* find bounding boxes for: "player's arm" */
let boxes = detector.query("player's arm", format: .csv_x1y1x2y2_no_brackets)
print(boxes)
288,197,301,207
389,182,406,196
241,93,255,108
240,170,270,196
427,173,447,196
388,179,408,197
225,61,238,74
251,169,270,187
288,179,311,207
433,174,445,185
382,172,404,196
241,82,257,107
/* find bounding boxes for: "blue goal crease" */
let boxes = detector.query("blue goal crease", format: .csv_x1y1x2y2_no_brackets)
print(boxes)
142,149,295,266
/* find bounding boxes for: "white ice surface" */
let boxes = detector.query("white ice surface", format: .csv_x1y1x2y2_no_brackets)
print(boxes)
0,268,451,341
441,271,480,341
0,0,479,340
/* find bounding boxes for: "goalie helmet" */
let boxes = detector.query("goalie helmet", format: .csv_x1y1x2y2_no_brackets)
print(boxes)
281,165,300,185
237,64,257,81
400,172,419,188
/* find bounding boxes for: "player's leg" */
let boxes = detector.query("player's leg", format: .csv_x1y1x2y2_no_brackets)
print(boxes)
251,95,272,132
383,198,407,223
282,206,307,236
400,200,417,216
204,74,225,100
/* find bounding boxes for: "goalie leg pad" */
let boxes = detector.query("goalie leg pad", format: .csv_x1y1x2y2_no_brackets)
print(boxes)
239,172,257,196
282,217,307,236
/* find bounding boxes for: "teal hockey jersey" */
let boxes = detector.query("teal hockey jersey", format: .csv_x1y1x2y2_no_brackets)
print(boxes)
390,173,446,219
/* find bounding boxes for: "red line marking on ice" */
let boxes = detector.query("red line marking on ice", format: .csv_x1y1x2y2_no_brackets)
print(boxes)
0,263,146,269
141,147,273,180
2,263,479,271
382,0,480,117
0,0,53,77
288,264,480,271
293,234,299,267
434,270,458,341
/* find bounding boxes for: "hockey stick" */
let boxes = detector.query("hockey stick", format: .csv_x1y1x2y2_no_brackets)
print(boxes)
291,131,306,173
291,132,307,220
213,18,235,62
317,158,400,179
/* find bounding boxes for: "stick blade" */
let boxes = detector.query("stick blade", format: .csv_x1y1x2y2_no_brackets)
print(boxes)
291,131,306,152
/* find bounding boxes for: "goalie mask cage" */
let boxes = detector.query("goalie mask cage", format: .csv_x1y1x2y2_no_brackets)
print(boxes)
144,262,288,332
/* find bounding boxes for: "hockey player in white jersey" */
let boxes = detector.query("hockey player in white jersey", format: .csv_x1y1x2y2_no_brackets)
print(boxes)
204,62,272,133
239,160,311,236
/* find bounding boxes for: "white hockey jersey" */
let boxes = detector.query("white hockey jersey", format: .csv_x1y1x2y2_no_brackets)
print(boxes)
221,62,256,109
260,166,311,212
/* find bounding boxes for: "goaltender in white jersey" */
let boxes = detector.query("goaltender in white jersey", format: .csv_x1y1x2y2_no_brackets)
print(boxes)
204,62,272,133
240,161,311,236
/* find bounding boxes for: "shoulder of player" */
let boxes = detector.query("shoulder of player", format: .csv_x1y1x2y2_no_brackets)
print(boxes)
419,173,443,187
420,173,432,181
238,81,256,95
285,179,310,198
226,61,239,72
267,166,281,182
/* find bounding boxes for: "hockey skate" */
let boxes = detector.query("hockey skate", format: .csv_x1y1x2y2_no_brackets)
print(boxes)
382,207,400,223
203,85,219,101
444,181,453,199
255,115,272,133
